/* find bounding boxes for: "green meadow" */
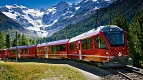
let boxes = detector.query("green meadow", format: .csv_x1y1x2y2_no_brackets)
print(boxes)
0,61,86,80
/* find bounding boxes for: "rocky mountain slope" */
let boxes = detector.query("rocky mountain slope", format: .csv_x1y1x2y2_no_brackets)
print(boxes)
0,11,25,31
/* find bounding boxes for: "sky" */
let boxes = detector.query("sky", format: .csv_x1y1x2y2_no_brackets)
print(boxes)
0,0,82,9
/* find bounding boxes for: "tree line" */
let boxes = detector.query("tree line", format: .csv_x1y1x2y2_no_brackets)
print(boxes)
0,32,36,49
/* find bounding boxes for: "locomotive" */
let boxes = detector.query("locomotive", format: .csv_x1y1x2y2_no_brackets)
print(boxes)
0,25,131,67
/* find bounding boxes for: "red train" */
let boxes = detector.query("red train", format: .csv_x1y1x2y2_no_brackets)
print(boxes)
0,25,131,67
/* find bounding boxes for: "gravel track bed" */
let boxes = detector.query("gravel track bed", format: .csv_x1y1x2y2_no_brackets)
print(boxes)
102,66,143,80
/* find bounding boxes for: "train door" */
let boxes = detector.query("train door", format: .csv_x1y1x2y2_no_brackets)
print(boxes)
45,47,48,58
78,41,82,60
15,49,20,58
94,35,109,62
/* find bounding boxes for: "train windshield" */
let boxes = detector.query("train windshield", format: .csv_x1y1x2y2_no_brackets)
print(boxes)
104,31,124,47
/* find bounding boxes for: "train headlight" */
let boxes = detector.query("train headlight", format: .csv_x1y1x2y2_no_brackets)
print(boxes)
118,52,122,56
105,52,110,54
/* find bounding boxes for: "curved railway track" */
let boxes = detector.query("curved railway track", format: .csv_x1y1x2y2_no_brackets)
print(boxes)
106,66,143,80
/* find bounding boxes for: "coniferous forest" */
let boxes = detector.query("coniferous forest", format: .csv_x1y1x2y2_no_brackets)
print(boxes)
0,32,36,49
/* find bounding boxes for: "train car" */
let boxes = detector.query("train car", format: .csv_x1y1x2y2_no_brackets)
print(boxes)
47,39,69,59
68,25,130,67
8,45,37,58
0,49,8,59
36,43,48,58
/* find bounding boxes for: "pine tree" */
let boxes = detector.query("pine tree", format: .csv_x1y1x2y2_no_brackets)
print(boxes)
5,34,11,48
18,34,22,46
112,10,128,32
29,39,36,44
21,34,29,45
0,32,5,49
128,11,143,67
32,40,36,44
11,39,16,47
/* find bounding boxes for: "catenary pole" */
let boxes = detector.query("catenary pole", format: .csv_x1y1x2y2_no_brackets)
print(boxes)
16,31,18,62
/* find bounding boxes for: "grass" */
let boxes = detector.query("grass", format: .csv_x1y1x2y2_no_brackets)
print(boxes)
0,61,86,80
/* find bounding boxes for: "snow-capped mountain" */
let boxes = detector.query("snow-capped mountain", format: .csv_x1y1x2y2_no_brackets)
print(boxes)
0,0,116,37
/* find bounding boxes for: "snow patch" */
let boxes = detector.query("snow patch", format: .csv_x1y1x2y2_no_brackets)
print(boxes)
75,6,80,11
2,12,17,19
92,0,97,2
46,7,57,14
94,7,99,10
26,27,48,37
44,19,58,27
84,0,88,3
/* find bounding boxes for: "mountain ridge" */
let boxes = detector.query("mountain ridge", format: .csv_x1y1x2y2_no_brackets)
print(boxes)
0,0,116,37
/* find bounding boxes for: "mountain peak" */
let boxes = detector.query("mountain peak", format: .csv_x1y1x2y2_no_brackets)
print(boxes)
54,1,70,12
40,8,45,12
58,1,68,4
5,4,27,9
56,1,69,7
12,4,18,7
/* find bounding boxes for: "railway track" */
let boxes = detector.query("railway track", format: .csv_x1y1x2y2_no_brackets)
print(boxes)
106,66,143,80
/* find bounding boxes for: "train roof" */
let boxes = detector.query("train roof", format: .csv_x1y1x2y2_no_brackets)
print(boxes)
0,49,7,51
8,44,36,50
47,39,69,46
37,43,48,47
97,25,123,32
69,25,123,43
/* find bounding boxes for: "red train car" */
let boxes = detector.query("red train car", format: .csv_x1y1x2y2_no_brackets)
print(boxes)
46,39,69,59
0,49,8,59
68,25,130,67
8,45,36,58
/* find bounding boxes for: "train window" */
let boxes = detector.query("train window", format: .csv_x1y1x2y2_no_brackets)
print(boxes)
50,46,57,54
49,46,53,52
10,50,16,54
97,36,108,49
37,47,42,52
59,45,66,51
49,45,66,53
82,37,92,49
104,31,124,47
69,42,76,50
56,46,60,51
22,48,28,53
